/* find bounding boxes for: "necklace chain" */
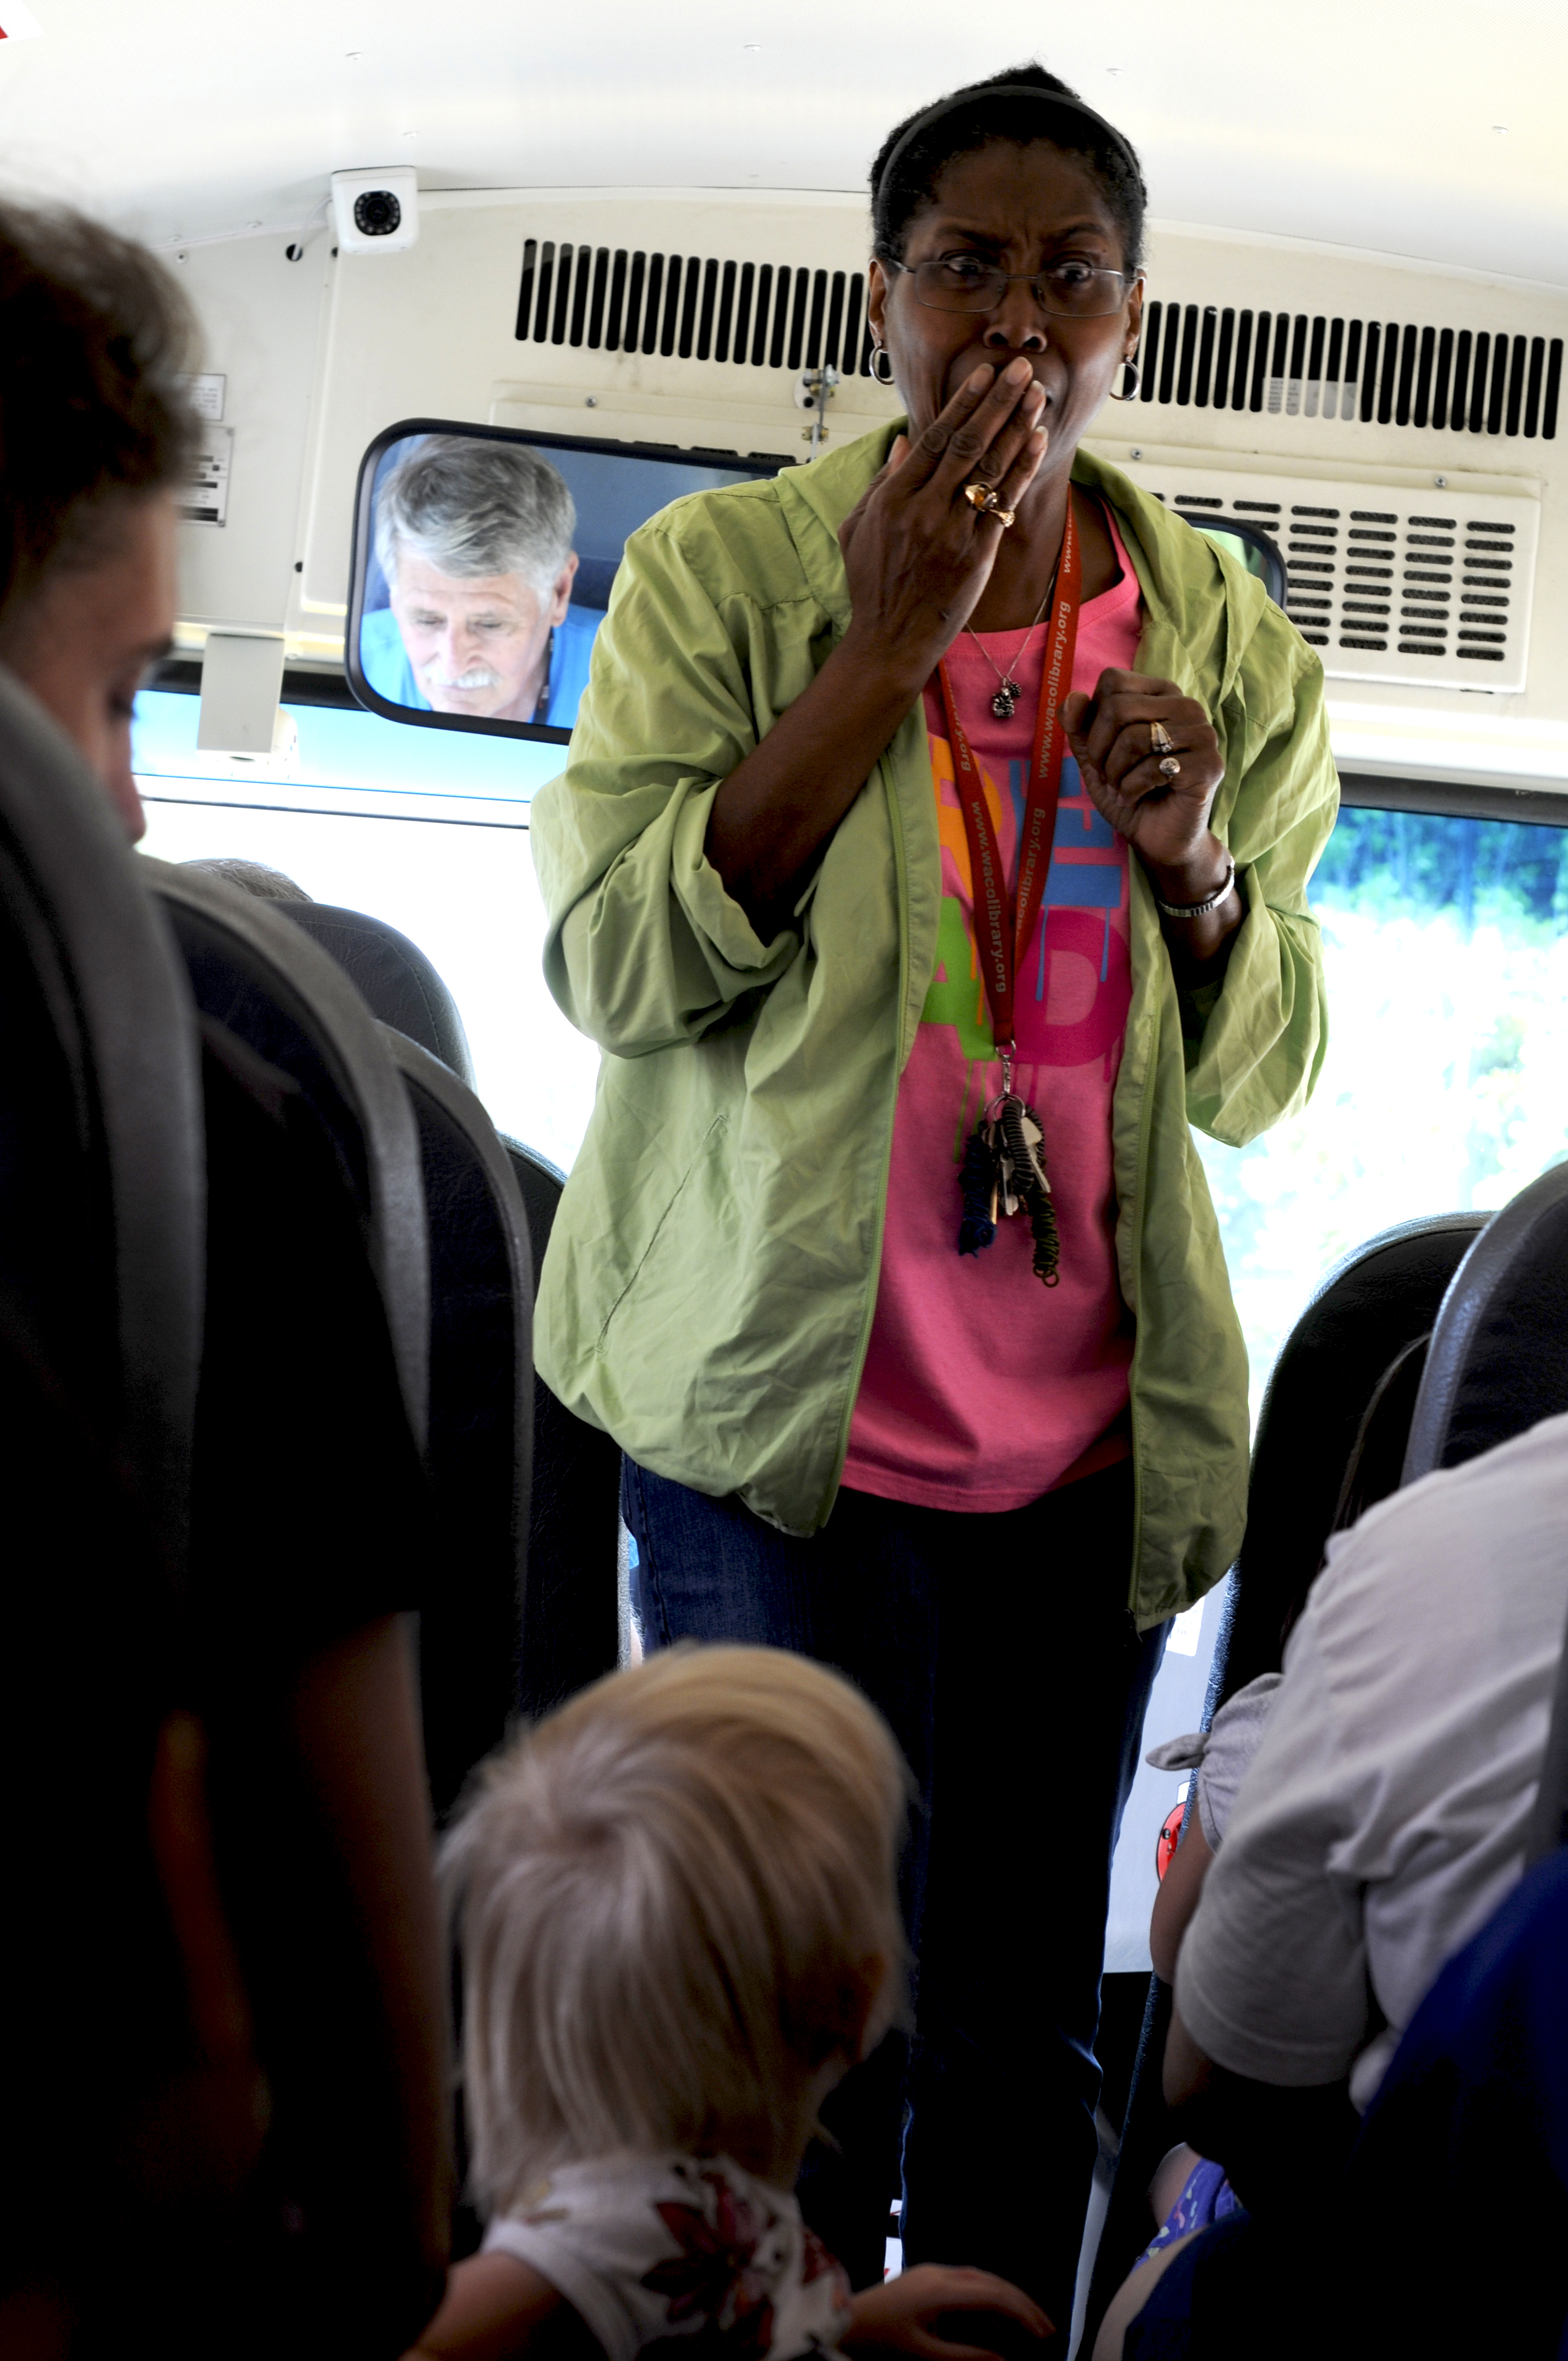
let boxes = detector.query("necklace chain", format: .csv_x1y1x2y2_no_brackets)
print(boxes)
964,584,1056,720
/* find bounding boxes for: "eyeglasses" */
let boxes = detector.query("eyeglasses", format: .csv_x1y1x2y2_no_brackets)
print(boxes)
889,254,1135,320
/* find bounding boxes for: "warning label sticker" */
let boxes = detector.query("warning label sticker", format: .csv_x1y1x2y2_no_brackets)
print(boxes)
181,427,233,526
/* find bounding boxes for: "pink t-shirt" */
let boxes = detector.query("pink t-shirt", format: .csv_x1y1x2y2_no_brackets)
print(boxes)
842,513,1144,1513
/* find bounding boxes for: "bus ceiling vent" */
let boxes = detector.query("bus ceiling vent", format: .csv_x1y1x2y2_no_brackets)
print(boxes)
510,247,1563,453
515,238,879,384
1121,302,1561,443
1116,463,1539,694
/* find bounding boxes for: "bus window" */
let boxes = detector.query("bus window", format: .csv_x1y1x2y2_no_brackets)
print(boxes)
1201,796,1568,1423
133,686,594,1172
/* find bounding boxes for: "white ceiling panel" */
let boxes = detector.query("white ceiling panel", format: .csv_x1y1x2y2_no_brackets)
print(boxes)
1,1,1565,285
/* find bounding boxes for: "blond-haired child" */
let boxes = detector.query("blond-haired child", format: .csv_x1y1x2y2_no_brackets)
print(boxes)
408,1645,1049,2361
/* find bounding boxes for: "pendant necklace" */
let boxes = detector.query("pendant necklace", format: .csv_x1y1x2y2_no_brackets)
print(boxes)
965,580,1055,721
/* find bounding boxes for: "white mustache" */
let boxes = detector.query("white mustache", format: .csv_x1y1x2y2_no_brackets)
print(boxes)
422,664,503,690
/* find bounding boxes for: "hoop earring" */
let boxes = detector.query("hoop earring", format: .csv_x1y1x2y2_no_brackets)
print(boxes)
869,342,896,388
1109,358,1141,402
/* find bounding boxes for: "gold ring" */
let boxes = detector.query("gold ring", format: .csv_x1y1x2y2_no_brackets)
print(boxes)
1149,719,1175,756
963,482,1016,527
1158,756,1182,779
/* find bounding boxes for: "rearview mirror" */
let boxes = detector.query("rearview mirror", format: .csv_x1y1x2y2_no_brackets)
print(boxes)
346,420,791,744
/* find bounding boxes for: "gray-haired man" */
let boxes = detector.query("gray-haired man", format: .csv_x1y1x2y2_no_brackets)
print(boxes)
362,435,602,727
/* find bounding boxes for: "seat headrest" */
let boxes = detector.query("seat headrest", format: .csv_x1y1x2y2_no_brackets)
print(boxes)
1404,1161,1568,1482
1220,1211,1487,1700
142,859,431,1452
274,903,476,1087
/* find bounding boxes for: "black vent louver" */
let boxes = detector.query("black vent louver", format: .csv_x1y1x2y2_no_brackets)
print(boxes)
515,238,875,378
512,239,1562,450
1130,303,1562,440
1128,460,1537,690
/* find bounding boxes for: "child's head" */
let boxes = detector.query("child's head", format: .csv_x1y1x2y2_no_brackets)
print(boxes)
443,1644,910,2214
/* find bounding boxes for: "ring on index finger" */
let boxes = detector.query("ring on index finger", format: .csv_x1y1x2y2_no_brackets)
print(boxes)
965,482,1016,528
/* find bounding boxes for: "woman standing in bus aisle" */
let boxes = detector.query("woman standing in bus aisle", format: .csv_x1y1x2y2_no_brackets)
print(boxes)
529,64,1336,2331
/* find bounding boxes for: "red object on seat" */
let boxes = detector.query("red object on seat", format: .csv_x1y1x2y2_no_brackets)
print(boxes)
1156,1799,1186,1881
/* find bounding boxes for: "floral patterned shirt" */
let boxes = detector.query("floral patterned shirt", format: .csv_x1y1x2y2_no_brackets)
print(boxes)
481,2152,854,2361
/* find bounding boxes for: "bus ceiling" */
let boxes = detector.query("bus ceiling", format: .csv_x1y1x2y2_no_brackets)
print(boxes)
5,0,1567,794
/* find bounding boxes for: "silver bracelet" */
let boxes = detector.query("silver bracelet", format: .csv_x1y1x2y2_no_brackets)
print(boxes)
1152,853,1237,921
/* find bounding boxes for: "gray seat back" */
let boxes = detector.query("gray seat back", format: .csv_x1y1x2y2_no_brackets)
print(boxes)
1403,1161,1568,1486
384,1030,533,1815
1217,1210,1487,1702
141,861,428,1448
280,901,477,1087
498,1135,621,1714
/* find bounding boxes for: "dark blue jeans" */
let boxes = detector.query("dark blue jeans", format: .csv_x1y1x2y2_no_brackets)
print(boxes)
622,1456,1164,2334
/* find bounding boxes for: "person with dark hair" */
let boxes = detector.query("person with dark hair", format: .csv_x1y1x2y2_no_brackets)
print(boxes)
0,199,453,2352
0,199,197,839
531,64,1336,2320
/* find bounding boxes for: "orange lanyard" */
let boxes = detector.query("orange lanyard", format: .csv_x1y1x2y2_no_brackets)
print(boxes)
935,496,1082,1072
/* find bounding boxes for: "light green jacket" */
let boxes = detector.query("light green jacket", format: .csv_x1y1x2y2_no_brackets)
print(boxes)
531,424,1337,1626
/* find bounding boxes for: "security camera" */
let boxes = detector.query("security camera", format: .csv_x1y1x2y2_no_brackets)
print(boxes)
330,168,419,255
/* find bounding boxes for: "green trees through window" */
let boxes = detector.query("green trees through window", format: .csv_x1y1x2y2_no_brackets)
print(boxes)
1313,806,1568,933
1204,804,1568,1418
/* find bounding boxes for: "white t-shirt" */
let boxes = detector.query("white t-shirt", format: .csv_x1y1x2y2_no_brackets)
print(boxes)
481,2152,853,2361
1176,1408,1568,2112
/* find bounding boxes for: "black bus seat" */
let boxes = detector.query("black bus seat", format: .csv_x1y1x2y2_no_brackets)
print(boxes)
217,848,617,1722
383,1029,535,1819
0,668,204,1565
177,850,616,1720
1082,1209,1486,2349
276,868,618,1720
1403,1160,1568,1484
140,860,454,2348
1325,1331,1431,1541
498,1133,622,1715
1216,1211,1488,1706
278,899,478,1089
182,853,314,903
141,859,430,1449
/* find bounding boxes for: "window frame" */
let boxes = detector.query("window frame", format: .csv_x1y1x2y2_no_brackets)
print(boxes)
1337,773,1568,828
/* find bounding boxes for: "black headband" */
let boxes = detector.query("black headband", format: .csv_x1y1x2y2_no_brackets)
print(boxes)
873,82,1142,205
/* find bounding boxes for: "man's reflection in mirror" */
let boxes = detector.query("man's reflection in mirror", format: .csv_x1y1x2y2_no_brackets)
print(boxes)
362,436,603,727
